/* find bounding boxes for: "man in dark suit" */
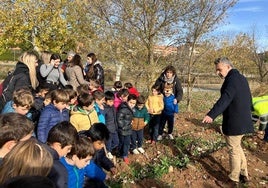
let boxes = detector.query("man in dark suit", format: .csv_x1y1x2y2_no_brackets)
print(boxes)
202,57,254,187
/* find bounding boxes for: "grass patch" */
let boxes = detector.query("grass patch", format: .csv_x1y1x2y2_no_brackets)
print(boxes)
0,50,21,61
180,91,220,113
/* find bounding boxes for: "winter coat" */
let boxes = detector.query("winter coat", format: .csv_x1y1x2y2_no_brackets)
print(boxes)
155,73,183,103
207,69,254,136
103,104,118,133
37,104,69,143
85,60,104,89
113,92,122,111
46,146,68,188
132,106,150,131
70,106,99,132
117,102,134,136
1,62,32,103
145,94,164,115
1,101,32,119
94,103,105,124
163,94,179,116
128,87,140,97
92,148,115,172
60,158,106,188
65,65,89,91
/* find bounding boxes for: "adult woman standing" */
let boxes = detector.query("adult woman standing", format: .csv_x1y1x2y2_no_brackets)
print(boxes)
154,65,183,140
154,65,183,104
84,53,104,90
40,54,68,90
65,54,89,91
0,51,39,111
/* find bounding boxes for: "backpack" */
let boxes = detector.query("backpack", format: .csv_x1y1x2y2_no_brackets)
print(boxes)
0,71,14,97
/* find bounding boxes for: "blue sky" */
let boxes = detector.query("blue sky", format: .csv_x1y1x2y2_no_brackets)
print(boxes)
216,0,268,50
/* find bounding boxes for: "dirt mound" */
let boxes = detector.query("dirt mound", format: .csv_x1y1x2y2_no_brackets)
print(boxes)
109,112,268,188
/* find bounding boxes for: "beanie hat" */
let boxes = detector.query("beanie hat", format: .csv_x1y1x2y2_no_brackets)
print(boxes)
67,50,75,57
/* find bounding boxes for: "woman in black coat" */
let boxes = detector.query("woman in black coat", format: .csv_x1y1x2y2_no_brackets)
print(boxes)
154,65,183,104
0,52,38,111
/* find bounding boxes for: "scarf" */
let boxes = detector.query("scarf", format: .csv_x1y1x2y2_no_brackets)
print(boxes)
164,74,175,84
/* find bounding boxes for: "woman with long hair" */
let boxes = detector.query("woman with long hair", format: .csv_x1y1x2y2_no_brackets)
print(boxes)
84,53,104,90
0,138,53,184
65,54,89,91
0,51,39,111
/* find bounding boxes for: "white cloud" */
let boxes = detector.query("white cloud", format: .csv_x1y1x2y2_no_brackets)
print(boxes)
233,6,263,13
239,0,265,3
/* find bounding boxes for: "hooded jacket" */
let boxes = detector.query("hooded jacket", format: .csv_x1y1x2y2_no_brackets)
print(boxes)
117,102,134,136
103,104,118,133
70,106,99,132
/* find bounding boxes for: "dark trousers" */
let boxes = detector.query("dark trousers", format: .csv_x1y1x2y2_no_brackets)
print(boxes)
106,132,119,152
131,129,144,149
118,134,131,158
264,124,268,142
159,113,174,135
149,114,161,141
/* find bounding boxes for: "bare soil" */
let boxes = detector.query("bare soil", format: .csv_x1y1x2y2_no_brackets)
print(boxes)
110,112,268,188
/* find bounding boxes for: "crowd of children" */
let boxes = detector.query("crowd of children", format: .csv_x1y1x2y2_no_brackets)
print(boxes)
0,78,180,187
14,52,268,187
1,52,267,187
0,51,183,188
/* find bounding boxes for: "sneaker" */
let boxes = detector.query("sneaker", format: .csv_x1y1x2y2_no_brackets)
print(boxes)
132,149,140,154
123,157,129,165
168,134,174,140
137,147,145,154
107,152,113,160
157,135,163,141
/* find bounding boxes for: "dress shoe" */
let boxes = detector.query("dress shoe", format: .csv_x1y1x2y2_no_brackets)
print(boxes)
239,174,249,184
215,179,239,188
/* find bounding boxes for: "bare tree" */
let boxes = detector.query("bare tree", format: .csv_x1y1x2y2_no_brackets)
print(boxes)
250,31,268,82
174,0,238,111
88,0,193,87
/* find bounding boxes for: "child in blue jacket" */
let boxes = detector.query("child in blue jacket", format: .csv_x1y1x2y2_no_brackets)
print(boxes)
158,83,179,140
37,89,70,143
60,135,107,188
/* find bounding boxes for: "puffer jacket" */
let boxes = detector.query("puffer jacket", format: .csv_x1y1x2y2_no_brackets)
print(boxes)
117,102,134,136
103,104,118,133
163,94,179,115
70,106,99,132
37,104,69,143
